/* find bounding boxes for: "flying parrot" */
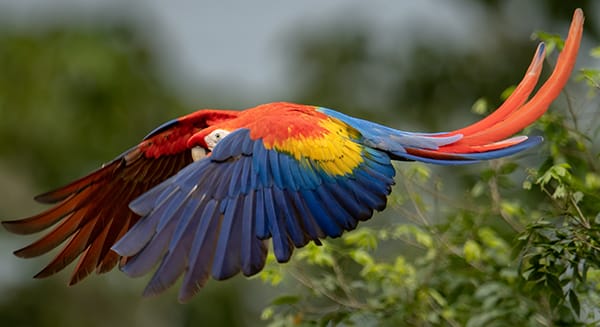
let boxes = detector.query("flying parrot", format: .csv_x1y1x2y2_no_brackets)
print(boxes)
3,9,583,302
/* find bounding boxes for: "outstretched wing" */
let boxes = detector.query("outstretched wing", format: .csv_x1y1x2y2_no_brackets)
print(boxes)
2,110,239,284
112,120,396,302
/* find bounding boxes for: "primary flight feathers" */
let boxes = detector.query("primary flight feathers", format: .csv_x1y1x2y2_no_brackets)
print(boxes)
3,9,584,302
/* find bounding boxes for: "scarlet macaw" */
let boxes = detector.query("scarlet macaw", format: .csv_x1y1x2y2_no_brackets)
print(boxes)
3,9,583,302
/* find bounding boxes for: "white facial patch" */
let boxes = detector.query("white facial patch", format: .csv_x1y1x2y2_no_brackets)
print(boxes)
204,129,231,150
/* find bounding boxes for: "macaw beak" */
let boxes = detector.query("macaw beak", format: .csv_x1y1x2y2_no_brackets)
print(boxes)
191,146,209,161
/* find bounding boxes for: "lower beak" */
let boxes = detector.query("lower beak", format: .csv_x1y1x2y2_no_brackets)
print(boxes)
191,146,209,161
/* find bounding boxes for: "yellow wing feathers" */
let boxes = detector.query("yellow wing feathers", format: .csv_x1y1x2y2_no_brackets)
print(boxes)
268,117,365,176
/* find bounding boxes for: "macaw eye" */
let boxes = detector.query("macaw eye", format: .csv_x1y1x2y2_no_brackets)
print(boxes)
204,129,231,150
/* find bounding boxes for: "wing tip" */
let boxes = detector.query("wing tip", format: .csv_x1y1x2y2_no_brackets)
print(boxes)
537,42,545,58
34,191,66,204
2,220,25,234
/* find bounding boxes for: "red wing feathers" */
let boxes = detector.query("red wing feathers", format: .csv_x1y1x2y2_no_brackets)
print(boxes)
3,149,192,284
2,110,240,284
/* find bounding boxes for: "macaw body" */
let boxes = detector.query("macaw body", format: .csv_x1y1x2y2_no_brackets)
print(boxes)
3,9,583,302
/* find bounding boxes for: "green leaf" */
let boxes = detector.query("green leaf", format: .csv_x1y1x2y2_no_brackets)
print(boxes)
499,162,518,175
568,291,580,316
532,31,565,53
500,85,516,101
552,184,568,199
464,240,482,263
585,173,600,189
546,274,563,296
474,282,505,299
260,307,274,320
471,181,485,197
471,97,489,115
271,295,301,306
572,191,583,204
350,249,374,267
343,228,378,250
466,310,504,327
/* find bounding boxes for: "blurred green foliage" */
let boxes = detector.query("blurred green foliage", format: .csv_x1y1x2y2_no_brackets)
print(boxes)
0,25,186,186
0,1,599,327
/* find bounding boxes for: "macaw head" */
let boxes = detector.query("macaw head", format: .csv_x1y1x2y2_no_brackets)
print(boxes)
187,123,237,161
141,109,240,161
202,129,233,150
188,127,234,161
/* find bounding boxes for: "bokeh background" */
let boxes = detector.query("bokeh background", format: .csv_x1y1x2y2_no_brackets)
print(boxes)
0,0,598,326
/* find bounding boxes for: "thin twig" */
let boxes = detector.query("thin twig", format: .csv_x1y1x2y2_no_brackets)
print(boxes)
488,166,523,232
288,268,368,310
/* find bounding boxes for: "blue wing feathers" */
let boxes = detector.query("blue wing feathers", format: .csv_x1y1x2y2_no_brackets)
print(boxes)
298,160,321,188
153,198,205,290
253,140,270,187
300,189,343,237
339,177,386,212
276,189,306,247
211,197,242,280
167,194,204,253
114,199,167,256
353,169,392,199
239,156,252,194
156,189,187,232
227,157,245,197
364,147,392,165
278,154,298,191
325,182,372,221
212,164,232,200
180,199,221,301
240,133,255,154
362,165,395,187
120,213,177,277
128,176,173,215
268,150,284,189
315,186,357,231
119,126,397,300
144,203,202,297
178,168,203,190
249,162,260,191
254,190,269,239
240,193,255,274
144,198,206,295
288,191,324,242
143,250,186,297
286,155,305,190
151,186,180,214
263,188,293,262
241,191,267,276
364,153,395,179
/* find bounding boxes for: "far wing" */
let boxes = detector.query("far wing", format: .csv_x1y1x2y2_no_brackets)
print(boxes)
112,128,396,302
2,110,238,284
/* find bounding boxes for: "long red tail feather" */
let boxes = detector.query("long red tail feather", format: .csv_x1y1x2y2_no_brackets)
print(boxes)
440,8,583,153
